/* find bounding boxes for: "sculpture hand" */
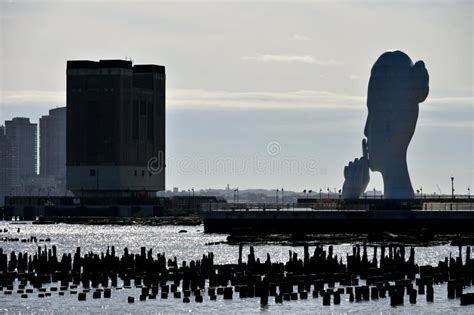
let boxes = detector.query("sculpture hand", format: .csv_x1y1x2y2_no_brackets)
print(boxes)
342,139,370,199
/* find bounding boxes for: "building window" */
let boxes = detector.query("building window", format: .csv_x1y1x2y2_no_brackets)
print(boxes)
141,170,145,176
134,170,137,176
149,172,152,176
90,169,96,176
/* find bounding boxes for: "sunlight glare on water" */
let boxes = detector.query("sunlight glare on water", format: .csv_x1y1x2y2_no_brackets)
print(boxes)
1,222,473,314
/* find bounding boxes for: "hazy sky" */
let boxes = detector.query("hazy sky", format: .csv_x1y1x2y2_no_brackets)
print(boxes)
0,0,472,194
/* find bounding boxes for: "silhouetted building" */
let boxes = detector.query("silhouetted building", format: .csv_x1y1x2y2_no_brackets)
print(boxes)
0,118,37,203
4,117,37,179
0,126,18,205
36,107,67,196
40,107,66,179
66,59,165,196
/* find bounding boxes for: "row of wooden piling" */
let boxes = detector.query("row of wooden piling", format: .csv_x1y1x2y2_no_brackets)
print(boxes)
0,244,473,306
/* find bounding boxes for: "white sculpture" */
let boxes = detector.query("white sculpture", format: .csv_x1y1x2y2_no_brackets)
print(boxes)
342,51,429,199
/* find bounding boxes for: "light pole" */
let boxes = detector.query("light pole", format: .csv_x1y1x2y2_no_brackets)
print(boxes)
420,187,423,199
451,177,455,200
319,188,322,200
327,187,330,199
281,188,284,205
276,189,279,205
187,189,191,210
373,187,376,199
468,187,470,199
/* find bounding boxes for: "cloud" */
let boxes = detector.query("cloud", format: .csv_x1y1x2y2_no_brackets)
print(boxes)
241,54,338,65
0,89,363,115
348,74,360,80
0,90,65,105
423,96,473,107
1,89,472,117
293,34,310,41
169,90,474,115
167,89,363,111
419,120,473,129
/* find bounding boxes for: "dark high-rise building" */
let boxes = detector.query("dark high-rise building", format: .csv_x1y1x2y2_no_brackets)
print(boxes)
0,126,18,205
66,59,165,196
4,117,38,179
1,118,37,203
40,107,66,179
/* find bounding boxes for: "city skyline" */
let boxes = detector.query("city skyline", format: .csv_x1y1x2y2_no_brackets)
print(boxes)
0,1,472,194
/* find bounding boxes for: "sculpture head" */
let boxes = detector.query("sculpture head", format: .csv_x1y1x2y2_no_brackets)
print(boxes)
364,51,429,172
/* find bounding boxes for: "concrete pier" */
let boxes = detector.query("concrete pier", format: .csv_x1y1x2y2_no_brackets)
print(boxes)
202,209,474,234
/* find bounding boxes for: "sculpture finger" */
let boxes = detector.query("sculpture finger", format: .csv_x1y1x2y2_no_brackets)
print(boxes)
362,138,368,159
353,158,361,176
348,161,355,178
354,160,365,186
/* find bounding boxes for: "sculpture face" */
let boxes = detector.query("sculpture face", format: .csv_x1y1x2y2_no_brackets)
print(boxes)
342,50,429,200
364,51,429,173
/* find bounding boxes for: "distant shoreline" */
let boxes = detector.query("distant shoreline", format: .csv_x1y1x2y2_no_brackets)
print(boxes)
31,216,202,226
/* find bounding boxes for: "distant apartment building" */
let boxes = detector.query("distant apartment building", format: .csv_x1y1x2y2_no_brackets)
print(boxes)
40,107,66,179
0,126,17,205
37,107,67,196
66,59,166,196
4,117,37,179
0,118,37,203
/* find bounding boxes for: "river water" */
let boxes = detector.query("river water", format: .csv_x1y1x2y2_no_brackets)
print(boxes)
1,221,473,314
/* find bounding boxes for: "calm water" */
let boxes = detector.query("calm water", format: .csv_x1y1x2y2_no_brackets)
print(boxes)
1,221,473,314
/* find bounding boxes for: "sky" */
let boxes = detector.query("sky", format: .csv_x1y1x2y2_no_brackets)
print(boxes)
0,0,472,194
